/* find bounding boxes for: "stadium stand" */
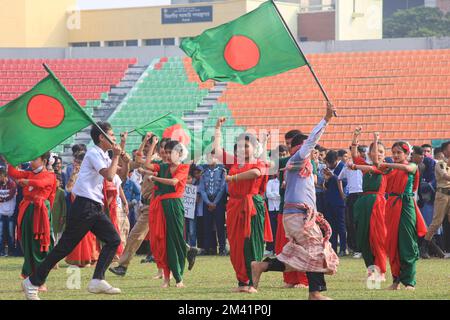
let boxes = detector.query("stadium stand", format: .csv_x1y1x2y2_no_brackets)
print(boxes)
0,58,137,153
218,49,450,149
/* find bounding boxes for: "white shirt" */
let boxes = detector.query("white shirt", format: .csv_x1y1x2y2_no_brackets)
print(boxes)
338,166,363,194
266,178,281,211
0,198,16,216
114,175,123,209
72,145,112,204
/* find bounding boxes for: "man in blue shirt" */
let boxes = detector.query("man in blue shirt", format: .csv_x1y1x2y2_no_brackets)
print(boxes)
323,150,347,256
198,151,227,255
122,170,141,229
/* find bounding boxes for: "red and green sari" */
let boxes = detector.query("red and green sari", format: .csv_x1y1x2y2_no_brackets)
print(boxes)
352,157,387,274
227,160,272,287
385,163,427,286
7,166,56,278
149,163,189,283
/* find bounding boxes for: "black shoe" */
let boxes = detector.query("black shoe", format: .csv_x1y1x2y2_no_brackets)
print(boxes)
187,247,199,271
109,265,127,276
420,240,430,259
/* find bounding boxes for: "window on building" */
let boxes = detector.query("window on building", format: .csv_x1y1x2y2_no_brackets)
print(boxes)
70,42,88,47
89,42,101,47
126,40,138,47
106,40,125,47
144,39,162,46
163,38,175,46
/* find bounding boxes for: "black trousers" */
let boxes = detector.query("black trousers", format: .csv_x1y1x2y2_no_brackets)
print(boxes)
306,272,327,293
345,193,361,252
30,196,121,286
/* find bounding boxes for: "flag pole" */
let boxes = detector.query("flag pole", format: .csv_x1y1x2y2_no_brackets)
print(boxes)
128,112,173,135
42,63,116,145
270,0,337,116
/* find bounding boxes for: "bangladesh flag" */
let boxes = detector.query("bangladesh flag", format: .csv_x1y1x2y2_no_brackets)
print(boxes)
135,114,213,159
135,114,192,146
0,66,94,166
180,0,306,85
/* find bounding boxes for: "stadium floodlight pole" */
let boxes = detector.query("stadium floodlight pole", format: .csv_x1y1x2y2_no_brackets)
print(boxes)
42,63,116,146
270,0,338,117
128,111,173,135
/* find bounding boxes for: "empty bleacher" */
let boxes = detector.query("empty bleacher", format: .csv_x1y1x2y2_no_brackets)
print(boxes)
0,58,137,153
218,49,450,149
108,57,215,153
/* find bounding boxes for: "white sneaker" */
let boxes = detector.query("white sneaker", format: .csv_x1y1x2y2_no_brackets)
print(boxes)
87,279,121,295
353,252,362,259
22,278,40,300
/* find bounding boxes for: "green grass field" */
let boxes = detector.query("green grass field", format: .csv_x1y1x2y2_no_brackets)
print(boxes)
0,255,448,300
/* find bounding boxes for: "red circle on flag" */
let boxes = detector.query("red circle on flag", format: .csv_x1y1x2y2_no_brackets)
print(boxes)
224,35,260,71
163,124,191,146
27,94,65,129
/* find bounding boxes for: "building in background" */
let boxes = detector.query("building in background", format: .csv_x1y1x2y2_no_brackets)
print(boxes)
0,0,384,48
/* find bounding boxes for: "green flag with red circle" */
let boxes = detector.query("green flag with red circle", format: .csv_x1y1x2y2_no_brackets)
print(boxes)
180,0,306,85
0,68,94,166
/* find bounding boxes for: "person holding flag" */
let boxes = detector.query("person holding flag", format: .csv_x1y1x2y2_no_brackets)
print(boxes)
143,140,190,288
251,102,339,300
6,153,56,287
213,117,273,294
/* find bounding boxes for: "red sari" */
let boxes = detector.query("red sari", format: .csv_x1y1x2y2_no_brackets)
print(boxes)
7,166,56,252
103,180,123,256
148,163,189,279
385,166,427,284
227,159,272,285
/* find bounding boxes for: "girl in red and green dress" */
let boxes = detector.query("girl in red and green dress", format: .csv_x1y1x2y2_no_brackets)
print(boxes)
214,117,272,294
7,153,56,284
146,140,190,288
349,128,388,281
379,142,427,290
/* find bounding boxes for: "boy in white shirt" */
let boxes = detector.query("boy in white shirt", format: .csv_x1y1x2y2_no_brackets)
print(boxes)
23,122,129,300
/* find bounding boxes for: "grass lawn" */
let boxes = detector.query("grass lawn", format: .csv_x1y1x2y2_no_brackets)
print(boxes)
0,255,448,300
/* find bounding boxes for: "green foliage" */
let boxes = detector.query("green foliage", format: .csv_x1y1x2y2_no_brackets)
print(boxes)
384,6,450,38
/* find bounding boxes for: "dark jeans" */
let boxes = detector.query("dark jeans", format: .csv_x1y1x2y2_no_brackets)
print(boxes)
345,193,361,252
306,272,327,292
196,216,205,249
30,196,121,286
0,215,14,254
316,192,326,214
203,200,226,253
325,203,347,254
265,211,278,252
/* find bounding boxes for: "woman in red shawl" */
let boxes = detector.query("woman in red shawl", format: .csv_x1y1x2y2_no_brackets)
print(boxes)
7,152,56,284
214,117,272,294
379,141,427,290
103,176,124,259
145,140,190,288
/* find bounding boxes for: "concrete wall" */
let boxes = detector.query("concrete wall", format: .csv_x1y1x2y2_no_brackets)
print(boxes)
336,0,382,41
298,11,335,41
0,0,76,47
0,37,448,65
68,0,298,44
